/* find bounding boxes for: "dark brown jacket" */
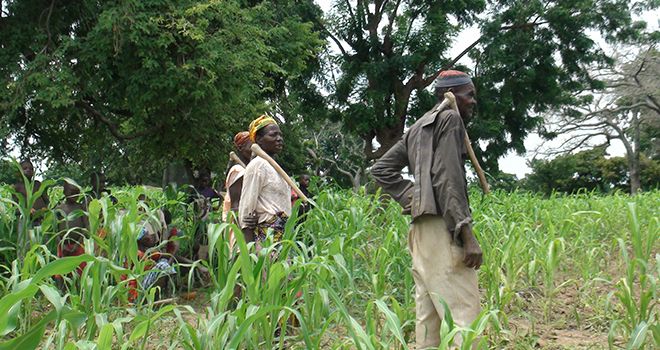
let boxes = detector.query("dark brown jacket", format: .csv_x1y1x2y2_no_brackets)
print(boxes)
371,103,471,240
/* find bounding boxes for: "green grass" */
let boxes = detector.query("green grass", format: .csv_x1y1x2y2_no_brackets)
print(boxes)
0,181,657,349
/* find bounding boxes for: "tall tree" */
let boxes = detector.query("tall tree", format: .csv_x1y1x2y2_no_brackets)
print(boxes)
0,0,322,182
541,43,660,194
318,0,657,171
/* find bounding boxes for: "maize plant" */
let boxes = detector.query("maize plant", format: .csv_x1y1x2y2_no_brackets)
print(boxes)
0,178,657,349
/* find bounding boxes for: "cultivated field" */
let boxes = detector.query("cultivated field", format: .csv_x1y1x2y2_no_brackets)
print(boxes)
0,184,657,349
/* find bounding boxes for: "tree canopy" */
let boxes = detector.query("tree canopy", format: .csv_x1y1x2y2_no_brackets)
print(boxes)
2,0,659,190
1,0,323,184
317,0,658,172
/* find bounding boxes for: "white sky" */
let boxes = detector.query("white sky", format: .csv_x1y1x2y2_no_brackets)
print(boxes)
316,0,659,178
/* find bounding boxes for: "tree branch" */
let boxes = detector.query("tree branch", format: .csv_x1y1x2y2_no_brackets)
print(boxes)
344,0,355,20
76,100,153,141
324,27,349,57
500,21,549,30
539,132,612,156
399,9,421,56
582,101,649,119
324,157,354,177
645,95,660,114
550,121,610,134
384,0,401,39
39,0,56,54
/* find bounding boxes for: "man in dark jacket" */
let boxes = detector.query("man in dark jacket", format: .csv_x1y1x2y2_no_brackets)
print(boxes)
371,70,482,349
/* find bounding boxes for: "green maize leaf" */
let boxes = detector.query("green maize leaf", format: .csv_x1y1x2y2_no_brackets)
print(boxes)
39,284,64,313
129,319,150,343
0,284,39,335
626,321,649,349
129,305,175,343
62,310,87,330
207,222,229,267
226,305,281,350
348,314,375,350
32,255,95,284
74,340,96,350
97,323,115,350
439,299,455,330
0,309,57,350
374,299,407,347
1,303,19,337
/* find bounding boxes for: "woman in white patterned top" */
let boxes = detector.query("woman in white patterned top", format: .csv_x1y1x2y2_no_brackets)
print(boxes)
239,115,291,245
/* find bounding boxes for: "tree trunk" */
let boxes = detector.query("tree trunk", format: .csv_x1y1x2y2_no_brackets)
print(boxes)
364,91,410,160
630,111,641,194
629,157,641,194
352,169,362,192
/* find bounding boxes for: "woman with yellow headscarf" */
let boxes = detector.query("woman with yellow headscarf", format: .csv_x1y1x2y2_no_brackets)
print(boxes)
239,115,291,248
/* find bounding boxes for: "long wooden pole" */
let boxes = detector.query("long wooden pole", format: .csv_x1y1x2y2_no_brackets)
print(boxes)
229,151,246,168
444,92,491,194
250,144,317,207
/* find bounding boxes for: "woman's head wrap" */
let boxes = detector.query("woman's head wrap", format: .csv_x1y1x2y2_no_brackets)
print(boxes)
248,115,278,142
434,70,473,88
233,131,250,148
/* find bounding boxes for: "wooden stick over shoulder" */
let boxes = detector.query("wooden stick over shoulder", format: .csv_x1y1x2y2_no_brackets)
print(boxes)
250,144,317,207
444,92,491,194
229,151,246,168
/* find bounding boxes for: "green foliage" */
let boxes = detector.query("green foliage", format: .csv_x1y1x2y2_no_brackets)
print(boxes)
522,147,660,194
486,171,520,192
0,0,323,183
0,160,18,185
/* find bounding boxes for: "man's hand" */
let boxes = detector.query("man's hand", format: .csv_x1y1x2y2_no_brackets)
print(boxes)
460,225,483,269
401,202,412,215
401,194,413,215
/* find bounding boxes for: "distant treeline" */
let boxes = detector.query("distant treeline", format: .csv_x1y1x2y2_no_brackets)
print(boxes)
488,148,660,195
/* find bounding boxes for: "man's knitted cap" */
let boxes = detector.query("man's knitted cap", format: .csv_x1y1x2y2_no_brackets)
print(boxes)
434,70,472,88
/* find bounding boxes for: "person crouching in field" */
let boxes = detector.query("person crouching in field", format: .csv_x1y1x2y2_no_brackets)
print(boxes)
136,225,176,298
239,115,290,250
371,70,483,349
122,198,176,302
53,181,89,287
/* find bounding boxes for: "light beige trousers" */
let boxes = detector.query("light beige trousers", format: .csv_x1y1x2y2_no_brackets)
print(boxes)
408,215,481,349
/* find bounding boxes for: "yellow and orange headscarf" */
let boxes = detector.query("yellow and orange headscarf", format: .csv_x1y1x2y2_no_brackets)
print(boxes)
233,131,250,148
248,114,278,142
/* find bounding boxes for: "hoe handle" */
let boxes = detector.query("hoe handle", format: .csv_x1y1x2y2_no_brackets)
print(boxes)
444,92,491,194
229,151,246,168
250,144,317,207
